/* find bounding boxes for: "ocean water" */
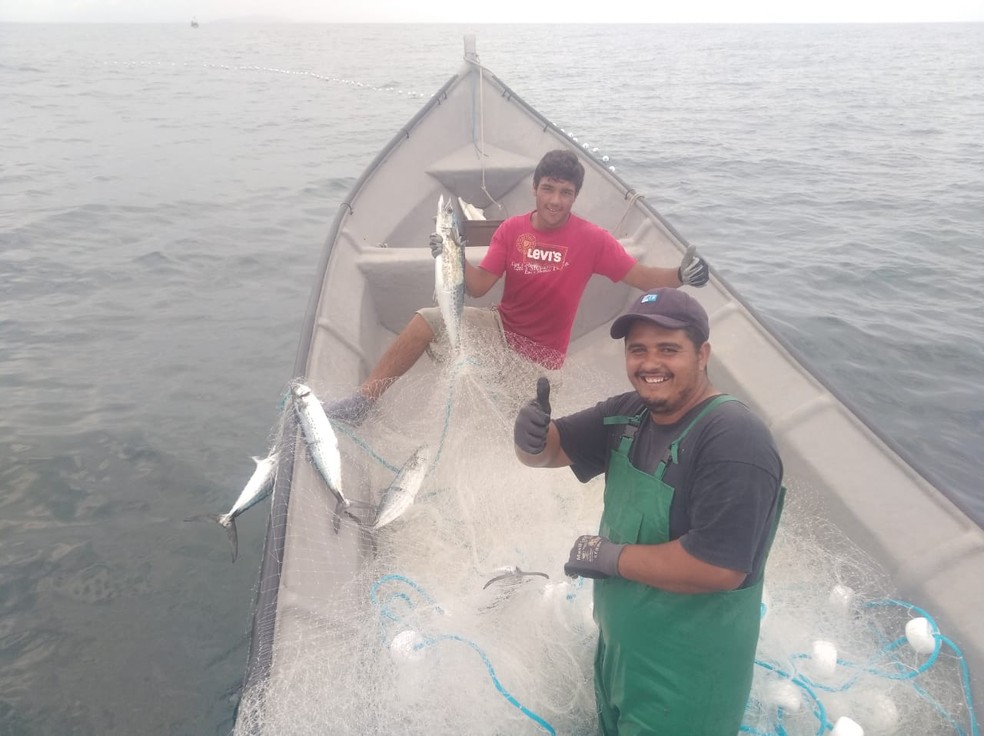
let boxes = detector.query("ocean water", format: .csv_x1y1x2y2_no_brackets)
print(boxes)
1,21,982,735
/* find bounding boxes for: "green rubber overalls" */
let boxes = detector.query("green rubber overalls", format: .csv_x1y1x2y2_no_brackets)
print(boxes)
593,395,784,736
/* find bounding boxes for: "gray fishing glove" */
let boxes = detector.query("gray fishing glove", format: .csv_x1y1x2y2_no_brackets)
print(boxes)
678,245,709,287
564,535,626,579
513,377,552,455
429,233,444,258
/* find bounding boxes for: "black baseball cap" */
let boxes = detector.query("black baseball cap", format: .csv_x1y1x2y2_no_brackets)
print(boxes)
609,288,709,343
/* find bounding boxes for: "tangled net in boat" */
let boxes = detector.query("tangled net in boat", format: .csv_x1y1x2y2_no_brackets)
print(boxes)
233,331,978,736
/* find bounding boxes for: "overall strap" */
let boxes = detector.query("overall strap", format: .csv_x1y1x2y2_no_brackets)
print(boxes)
603,410,648,455
663,395,739,465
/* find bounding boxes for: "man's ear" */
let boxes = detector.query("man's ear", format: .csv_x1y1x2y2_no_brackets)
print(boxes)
698,341,711,371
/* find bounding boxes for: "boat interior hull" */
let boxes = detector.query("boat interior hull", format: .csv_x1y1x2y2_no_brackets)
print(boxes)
237,38,983,734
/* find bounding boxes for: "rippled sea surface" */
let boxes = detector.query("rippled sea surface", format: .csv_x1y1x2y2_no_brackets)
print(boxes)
1,22,981,735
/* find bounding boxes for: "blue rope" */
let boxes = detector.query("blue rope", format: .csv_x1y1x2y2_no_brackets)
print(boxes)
369,573,444,613
414,633,557,736
944,635,980,736
750,658,829,735
865,600,976,734
333,423,401,474
370,573,557,735
744,598,978,735
430,353,479,471
277,388,290,411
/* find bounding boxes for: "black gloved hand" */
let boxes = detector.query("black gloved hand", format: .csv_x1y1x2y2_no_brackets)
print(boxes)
678,245,709,287
429,233,444,258
564,535,626,579
513,376,552,455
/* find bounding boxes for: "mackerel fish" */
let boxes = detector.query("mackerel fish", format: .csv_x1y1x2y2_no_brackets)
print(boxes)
483,566,550,590
372,444,431,530
434,194,465,350
291,382,351,524
185,450,278,563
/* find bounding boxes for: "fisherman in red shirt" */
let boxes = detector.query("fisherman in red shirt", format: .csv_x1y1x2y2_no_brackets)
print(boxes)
327,149,709,425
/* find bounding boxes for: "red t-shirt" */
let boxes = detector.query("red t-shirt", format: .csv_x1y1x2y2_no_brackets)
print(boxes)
479,212,636,368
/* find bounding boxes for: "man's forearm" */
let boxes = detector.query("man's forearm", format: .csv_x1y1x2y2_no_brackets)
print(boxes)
617,540,747,593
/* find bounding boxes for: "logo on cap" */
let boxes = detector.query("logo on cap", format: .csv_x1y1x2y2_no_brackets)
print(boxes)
641,294,659,304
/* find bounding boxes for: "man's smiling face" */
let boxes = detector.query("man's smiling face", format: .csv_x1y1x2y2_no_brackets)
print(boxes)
531,176,577,231
624,320,710,424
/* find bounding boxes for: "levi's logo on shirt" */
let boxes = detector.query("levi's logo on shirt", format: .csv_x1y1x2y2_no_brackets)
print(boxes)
514,233,567,273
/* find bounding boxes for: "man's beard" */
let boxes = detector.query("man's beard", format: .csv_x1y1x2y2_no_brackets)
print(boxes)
642,396,673,415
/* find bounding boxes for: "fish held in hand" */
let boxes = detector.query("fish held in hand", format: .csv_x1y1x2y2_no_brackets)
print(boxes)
433,194,465,350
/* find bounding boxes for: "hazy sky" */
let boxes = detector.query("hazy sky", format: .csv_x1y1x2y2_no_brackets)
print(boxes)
2,0,982,23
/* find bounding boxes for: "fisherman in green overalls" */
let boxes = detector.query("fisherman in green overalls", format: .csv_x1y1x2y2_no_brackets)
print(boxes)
514,287,784,735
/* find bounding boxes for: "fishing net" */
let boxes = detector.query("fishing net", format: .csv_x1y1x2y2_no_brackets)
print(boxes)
233,328,977,736
745,501,979,735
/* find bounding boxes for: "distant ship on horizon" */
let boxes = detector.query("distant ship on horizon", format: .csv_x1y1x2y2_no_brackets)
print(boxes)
190,17,199,28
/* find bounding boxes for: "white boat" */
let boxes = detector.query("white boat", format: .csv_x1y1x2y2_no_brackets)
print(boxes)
234,37,982,735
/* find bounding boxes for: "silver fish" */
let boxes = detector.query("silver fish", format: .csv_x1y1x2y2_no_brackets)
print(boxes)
482,566,550,590
373,444,431,530
185,451,278,563
291,382,350,515
434,194,465,349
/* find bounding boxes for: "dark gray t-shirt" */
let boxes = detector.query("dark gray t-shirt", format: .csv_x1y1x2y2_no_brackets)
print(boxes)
555,393,783,587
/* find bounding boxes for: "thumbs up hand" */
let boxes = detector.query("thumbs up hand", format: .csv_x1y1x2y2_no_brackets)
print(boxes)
514,377,552,455
678,245,710,287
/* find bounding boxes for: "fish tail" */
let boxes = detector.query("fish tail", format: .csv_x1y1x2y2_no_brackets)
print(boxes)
227,518,239,563
183,513,238,563
332,498,363,534
183,513,223,524
346,506,367,527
